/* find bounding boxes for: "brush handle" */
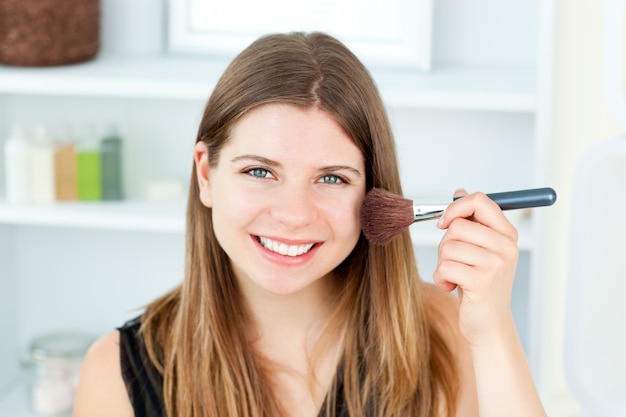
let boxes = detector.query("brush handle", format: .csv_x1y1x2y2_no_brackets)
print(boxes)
453,187,557,210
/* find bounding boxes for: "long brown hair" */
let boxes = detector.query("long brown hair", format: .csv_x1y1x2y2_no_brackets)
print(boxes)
141,32,458,417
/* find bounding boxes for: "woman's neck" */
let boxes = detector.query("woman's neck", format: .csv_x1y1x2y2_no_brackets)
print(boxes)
243,273,339,350
240,274,345,417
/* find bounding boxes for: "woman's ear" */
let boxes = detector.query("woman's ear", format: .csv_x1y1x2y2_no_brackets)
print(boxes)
194,141,213,208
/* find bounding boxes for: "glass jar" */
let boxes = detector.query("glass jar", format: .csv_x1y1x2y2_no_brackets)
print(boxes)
21,332,94,416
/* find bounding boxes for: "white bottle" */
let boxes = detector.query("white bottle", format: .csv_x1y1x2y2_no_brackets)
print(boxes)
4,125,31,204
29,125,56,204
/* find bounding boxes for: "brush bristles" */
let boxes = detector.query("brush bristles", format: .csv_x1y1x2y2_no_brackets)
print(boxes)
359,188,414,245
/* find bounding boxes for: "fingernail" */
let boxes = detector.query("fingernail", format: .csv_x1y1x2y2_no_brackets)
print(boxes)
436,214,444,228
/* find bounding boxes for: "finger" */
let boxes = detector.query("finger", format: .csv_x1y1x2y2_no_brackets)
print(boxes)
440,217,516,253
438,237,485,267
453,188,468,199
438,192,517,238
434,278,458,293
433,239,479,293
437,224,518,283
436,243,503,289
435,255,509,298
433,259,474,292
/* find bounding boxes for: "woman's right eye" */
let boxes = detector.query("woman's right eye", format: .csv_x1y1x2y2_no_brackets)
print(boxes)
246,168,274,179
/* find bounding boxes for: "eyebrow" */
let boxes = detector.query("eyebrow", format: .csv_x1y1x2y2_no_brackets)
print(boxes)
231,155,281,167
230,155,363,178
320,165,363,178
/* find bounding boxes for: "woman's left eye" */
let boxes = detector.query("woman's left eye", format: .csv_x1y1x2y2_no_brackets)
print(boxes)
319,174,344,184
247,168,274,179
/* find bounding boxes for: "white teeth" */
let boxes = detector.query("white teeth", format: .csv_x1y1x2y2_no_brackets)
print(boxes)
258,237,315,257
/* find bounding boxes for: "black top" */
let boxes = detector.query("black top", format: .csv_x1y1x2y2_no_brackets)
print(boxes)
118,318,165,416
117,318,350,417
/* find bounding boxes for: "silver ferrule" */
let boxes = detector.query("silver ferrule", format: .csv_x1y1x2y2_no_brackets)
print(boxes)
413,204,449,222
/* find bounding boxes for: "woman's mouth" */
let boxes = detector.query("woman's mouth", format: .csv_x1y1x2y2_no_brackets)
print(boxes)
257,236,316,257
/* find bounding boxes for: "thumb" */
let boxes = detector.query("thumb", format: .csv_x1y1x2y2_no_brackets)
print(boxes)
453,188,468,199
437,188,469,229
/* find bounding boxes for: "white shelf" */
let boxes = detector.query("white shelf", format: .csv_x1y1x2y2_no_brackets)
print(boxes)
0,54,226,101
0,54,536,111
0,200,186,233
375,64,536,111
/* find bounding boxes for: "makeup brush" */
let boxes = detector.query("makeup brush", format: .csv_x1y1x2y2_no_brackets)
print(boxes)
359,187,557,245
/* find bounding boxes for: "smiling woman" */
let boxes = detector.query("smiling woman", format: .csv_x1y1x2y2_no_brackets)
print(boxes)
195,103,365,297
72,31,546,417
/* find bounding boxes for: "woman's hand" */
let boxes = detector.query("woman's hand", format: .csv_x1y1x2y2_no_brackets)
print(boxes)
433,189,519,347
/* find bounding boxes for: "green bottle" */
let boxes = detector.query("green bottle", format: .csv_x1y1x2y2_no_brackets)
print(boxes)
100,125,124,200
77,139,101,201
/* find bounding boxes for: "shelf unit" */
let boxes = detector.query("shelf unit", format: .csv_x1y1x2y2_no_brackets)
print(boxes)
0,0,557,415
0,53,536,110
0,200,185,233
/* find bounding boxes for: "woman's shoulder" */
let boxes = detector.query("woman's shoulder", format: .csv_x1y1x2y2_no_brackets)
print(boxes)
422,282,460,325
421,282,479,416
73,330,134,417
422,282,467,354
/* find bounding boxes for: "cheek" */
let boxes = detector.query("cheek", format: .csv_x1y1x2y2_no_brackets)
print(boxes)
211,184,259,234
322,194,363,239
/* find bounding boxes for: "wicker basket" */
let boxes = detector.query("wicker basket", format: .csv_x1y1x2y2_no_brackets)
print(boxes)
0,0,100,67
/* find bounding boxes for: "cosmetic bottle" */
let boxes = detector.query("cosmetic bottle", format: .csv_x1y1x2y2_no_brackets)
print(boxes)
54,126,78,201
21,332,94,416
4,124,30,204
29,125,56,204
100,124,124,200
76,125,101,201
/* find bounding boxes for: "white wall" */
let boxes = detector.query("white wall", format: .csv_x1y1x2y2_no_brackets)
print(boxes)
14,227,185,345
544,1,624,415
0,226,18,391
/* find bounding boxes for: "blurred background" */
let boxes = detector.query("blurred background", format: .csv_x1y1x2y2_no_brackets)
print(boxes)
0,0,624,416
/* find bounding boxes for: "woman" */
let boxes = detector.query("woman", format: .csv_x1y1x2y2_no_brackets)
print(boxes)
73,32,546,417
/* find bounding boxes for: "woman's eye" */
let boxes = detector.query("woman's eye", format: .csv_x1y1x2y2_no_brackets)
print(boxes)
319,174,344,184
247,168,274,179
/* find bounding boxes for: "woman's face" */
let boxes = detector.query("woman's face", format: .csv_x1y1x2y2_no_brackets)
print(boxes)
195,103,366,297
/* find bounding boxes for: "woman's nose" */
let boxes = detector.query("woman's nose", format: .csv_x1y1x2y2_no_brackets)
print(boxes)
269,184,319,229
